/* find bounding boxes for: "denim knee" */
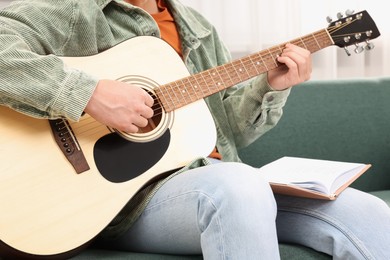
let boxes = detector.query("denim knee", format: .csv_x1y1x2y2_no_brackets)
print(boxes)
194,162,277,217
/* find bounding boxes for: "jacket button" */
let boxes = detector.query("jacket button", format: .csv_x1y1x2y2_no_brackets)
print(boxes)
266,96,274,102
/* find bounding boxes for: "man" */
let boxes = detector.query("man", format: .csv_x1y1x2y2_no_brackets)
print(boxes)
0,0,389,259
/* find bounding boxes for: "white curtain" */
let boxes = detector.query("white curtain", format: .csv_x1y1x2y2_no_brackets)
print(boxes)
0,1,10,9
181,0,389,80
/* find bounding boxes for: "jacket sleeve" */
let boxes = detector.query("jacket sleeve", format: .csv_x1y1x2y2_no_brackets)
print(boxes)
223,74,291,148
206,26,291,149
0,0,99,121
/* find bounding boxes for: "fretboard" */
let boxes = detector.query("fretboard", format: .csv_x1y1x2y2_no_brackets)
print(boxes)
156,28,333,112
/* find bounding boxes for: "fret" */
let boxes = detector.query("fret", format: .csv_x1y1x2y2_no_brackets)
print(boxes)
175,79,192,109
317,30,333,49
301,35,318,52
257,52,269,71
241,56,257,79
220,64,234,87
316,33,329,47
247,55,261,75
231,59,247,82
251,54,268,73
311,33,321,50
155,83,175,112
276,44,284,56
199,70,216,96
194,71,211,97
307,37,317,50
182,77,199,103
300,30,331,53
267,48,278,67
170,81,183,109
252,55,265,76
216,68,229,91
224,62,242,84
261,50,277,71
201,70,216,95
298,37,308,49
256,52,269,71
238,58,252,80
178,78,191,101
203,74,217,97
186,76,202,100
208,68,225,92
271,45,284,67
174,79,187,107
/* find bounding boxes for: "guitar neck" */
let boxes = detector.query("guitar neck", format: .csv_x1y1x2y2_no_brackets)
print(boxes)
156,28,332,112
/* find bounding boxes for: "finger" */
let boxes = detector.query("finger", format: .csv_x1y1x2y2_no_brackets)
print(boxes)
141,106,154,119
278,48,311,80
121,124,139,134
144,91,154,107
279,55,310,82
282,43,310,57
277,53,298,70
132,115,149,128
281,45,311,67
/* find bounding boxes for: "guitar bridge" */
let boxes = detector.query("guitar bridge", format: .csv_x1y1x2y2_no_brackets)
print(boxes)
49,119,90,174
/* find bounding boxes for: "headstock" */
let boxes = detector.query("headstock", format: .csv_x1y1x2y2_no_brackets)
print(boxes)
326,10,380,56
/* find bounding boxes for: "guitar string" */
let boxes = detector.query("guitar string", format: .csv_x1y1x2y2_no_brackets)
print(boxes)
151,24,351,116
150,29,333,117
152,15,365,116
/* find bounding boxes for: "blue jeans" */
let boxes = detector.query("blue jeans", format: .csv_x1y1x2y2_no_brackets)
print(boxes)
106,161,390,259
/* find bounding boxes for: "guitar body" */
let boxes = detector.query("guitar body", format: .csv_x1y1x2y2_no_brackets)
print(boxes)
0,37,217,258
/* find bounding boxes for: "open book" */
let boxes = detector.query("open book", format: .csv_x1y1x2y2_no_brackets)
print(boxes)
257,156,371,200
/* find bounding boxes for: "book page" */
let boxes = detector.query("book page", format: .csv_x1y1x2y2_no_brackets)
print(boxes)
257,157,366,195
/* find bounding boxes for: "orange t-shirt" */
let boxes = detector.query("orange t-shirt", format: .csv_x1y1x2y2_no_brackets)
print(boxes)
151,0,222,160
151,0,182,57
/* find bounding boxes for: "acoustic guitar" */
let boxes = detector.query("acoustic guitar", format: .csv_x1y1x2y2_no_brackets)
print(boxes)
0,10,380,259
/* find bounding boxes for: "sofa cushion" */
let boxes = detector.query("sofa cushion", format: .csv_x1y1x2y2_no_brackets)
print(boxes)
279,244,330,259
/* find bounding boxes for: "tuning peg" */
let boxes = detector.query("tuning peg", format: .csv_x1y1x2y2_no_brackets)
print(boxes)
354,43,364,54
326,16,332,23
355,33,362,40
345,9,354,16
344,36,351,43
337,12,344,19
365,40,375,50
366,30,373,37
344,47,351,56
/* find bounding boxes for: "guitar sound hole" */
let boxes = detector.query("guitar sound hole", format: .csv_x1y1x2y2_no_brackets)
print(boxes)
112,75,174,143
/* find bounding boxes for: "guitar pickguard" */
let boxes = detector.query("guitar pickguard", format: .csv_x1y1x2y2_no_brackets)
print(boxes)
93,130,171,183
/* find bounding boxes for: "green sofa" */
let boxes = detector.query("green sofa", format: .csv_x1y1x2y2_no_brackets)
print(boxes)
59,77,390,259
